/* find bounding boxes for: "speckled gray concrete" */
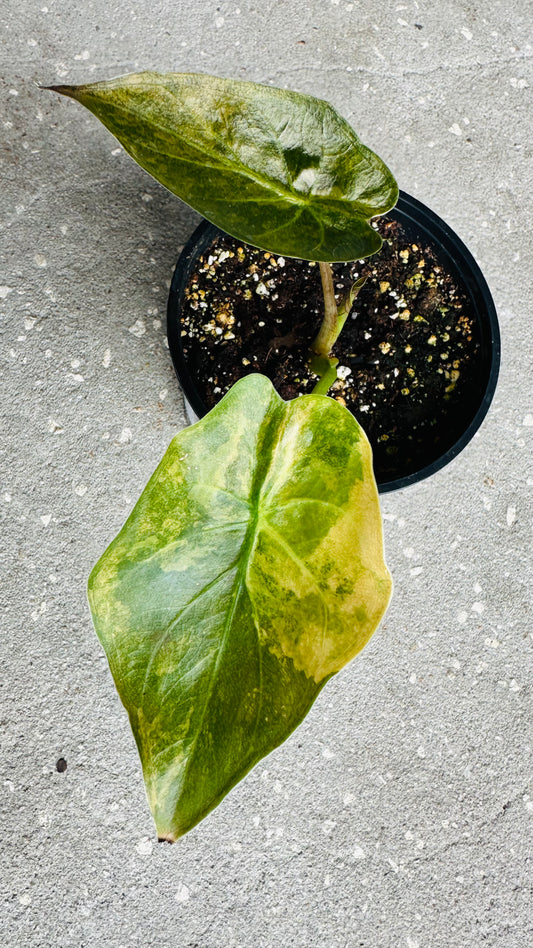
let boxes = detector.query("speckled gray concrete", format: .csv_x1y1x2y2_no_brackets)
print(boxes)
1,2,531,946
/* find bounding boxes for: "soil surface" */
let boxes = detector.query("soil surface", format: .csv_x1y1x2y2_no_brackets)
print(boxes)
178,217,483,482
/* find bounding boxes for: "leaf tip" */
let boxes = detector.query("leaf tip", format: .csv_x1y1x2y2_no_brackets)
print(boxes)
157,834,177,845
42,84,79,99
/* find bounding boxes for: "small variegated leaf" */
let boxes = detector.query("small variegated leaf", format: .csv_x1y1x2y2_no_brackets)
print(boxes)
88,375,392,840
50,71,398,261
339,275,368,321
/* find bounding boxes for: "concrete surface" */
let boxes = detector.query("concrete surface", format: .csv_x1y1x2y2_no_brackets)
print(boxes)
1,2,531,946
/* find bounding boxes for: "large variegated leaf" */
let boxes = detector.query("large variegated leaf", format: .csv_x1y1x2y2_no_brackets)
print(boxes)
88,375,392,840
50,71,398,261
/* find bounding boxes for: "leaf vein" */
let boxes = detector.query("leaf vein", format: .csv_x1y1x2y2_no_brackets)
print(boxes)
139,559,239,707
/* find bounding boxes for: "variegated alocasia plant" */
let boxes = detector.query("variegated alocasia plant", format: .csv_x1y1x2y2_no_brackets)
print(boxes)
48,72,397,838
89,375,392,841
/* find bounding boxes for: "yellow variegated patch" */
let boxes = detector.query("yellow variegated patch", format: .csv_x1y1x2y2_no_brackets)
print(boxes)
88,375,392,840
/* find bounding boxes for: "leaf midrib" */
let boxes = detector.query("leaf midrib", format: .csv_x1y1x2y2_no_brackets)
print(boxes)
173,500,261,813
88,94,386,226
162,406,283,807
136,134,380,221
151,402,339,823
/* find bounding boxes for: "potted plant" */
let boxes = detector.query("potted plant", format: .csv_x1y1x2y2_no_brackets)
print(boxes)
49,71,499,491
47,71,498,841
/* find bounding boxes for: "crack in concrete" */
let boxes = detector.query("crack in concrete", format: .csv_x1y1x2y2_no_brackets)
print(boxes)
263,52,533,84
382,789,529,876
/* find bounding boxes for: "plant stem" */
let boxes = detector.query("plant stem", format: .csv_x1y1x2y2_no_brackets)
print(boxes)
312,263,339,356
309,352,339,395
309,264,366,395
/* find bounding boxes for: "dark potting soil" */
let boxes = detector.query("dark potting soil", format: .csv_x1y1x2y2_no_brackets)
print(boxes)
179,218,483,482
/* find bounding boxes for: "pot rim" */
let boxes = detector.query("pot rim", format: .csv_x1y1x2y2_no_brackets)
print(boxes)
167,190,500,493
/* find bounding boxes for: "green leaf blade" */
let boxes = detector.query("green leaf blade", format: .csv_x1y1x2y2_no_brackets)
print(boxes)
88,375,392,840
52,71,398,261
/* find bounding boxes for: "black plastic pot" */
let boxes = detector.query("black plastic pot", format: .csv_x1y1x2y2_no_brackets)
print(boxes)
167,191,500,492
